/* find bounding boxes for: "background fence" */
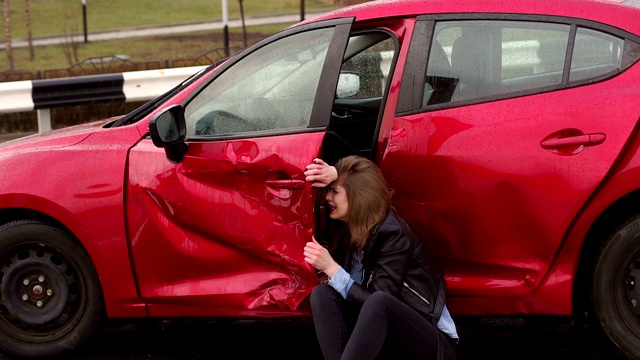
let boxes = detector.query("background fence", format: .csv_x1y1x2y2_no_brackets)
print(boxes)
0,48,239,134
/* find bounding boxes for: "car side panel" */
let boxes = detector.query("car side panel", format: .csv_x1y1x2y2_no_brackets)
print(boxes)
379,55,640,315
531,116,640,315
126,133,324,317
0,125,147,318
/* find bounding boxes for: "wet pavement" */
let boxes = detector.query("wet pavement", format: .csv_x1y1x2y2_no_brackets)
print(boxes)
0,317,621,360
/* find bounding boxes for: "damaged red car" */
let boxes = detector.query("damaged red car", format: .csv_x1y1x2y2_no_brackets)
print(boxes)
1,0,640,358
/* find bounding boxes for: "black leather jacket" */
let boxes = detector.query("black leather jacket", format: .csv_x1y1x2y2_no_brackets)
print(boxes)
336,209,446,324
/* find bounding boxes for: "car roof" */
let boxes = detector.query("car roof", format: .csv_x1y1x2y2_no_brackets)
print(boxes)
304,0,640,36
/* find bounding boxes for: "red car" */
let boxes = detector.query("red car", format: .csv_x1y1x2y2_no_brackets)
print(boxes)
1,0,640,357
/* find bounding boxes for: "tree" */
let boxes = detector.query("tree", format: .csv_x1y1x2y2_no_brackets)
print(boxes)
238,0,246,48
2,0,14,72
24,0,33,60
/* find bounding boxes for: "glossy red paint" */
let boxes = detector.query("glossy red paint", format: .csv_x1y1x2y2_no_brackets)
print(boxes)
1,0,640,356
0,120,147,317
383,63,640,314
306,0,640,36
126,133,324,316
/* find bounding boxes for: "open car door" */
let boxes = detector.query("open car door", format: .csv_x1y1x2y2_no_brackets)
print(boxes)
126,18,354,316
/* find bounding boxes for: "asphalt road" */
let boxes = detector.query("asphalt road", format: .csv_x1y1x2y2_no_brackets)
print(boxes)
0,317,620,360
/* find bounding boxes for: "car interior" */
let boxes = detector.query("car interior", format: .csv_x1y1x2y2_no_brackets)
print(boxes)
321,31,396,165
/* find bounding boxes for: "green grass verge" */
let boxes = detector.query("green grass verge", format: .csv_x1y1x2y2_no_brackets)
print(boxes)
1,0,335,40
0,23,295,74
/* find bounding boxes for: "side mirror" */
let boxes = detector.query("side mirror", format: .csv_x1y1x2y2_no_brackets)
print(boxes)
149,105,189,164
336,73,360,99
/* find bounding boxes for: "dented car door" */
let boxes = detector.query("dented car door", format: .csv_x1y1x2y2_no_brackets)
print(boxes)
125,18,353,316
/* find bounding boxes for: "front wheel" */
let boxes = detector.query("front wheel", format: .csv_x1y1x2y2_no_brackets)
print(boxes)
0,220,104,358
593,216,640,359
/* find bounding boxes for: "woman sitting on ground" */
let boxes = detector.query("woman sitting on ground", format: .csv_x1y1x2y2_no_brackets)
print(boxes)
303,156,458,360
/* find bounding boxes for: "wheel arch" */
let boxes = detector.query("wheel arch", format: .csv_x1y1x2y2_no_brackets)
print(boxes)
0,196,96,264
0,198,147,319
0,208,72,236
0,206,103,297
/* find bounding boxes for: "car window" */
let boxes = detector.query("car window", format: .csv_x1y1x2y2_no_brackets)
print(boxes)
422,20,634,107
184,27,336,136
339,35,395,99
424,20,571,106
324,32,397,161
569,27,624,82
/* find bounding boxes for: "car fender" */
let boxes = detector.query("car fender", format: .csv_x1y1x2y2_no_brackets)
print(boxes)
0,126,148,318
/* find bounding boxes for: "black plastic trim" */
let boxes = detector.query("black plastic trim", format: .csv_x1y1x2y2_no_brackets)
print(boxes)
310,23,353,128
187,126,326,142
397,20,433,114
32,74,124,109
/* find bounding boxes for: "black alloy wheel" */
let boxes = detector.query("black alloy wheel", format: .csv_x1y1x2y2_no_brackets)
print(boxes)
0,220,103,358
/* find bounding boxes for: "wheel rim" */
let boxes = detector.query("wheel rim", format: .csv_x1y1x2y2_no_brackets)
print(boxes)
609,245,640,343
0,243,86,341
626,258,640,319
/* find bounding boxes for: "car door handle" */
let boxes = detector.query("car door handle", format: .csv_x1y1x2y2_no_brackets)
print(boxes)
331,111,352,120
540,133,606,149
264,180,305,190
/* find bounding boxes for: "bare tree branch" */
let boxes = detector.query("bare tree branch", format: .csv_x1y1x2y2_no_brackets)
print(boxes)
24,0,34,60
2,0,14,72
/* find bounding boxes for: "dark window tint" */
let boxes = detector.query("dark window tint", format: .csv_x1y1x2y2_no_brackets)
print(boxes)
424,20,571,106
569,28,624,82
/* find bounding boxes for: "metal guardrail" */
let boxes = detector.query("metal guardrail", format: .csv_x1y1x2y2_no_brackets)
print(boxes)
0,66,207,133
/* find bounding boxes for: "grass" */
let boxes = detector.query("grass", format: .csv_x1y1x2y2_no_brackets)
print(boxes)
0,22,297,74
0,0,344,74
1,0,336,40
0,1,364,132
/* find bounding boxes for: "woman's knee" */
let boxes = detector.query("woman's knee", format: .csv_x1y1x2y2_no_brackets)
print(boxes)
360,291,395,314
310,284,341,311
365,291,395,306
361,291,413,319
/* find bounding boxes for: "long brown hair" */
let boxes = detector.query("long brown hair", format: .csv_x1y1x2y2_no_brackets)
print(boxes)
334,156,391,251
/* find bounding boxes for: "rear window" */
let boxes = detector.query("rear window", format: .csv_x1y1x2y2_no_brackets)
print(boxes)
422,19,634,107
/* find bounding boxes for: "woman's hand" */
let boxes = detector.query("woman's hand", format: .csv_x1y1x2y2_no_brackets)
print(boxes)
304,158,337,188
304,236,339,278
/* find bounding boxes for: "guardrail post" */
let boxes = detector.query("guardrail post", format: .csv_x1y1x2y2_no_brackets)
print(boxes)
37,109,52,133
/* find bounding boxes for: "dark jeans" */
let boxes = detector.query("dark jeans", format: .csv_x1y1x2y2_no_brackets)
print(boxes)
310,284,456,360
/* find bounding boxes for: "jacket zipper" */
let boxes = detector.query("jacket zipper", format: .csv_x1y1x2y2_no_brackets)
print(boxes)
403,282,430,305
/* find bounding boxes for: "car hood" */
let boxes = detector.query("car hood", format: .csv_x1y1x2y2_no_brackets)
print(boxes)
0,117,121,153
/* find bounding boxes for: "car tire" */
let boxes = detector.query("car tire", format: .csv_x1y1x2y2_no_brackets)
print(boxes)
593,215,640,360
0,220,104,358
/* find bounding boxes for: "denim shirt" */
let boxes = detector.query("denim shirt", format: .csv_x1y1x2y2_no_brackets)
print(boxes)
328,251,459,341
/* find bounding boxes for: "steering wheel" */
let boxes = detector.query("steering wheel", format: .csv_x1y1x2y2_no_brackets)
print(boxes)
195,110,254,135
